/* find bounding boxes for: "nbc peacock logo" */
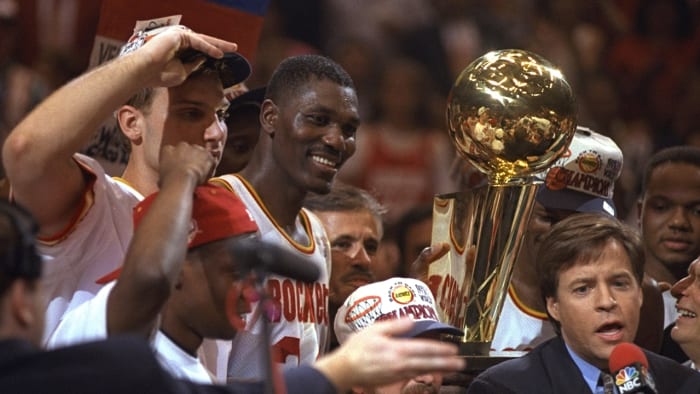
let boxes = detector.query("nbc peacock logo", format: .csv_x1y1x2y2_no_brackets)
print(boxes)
615,367,639,385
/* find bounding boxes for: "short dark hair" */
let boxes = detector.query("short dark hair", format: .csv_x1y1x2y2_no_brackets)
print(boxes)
303,182,385,226
0,201,41,296
641,146,700,194
536,213,644,334
395,203,433,272
265,55,355,104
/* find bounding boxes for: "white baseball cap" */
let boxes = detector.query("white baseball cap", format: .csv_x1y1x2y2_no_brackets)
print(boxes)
334,277,463,344
535,126,623,216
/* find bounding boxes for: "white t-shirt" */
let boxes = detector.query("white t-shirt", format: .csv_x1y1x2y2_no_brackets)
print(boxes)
212,174,331,382
663,290,679,328
46,281,213,384
39,153,143,344
154,331,213,384
491,287,556,354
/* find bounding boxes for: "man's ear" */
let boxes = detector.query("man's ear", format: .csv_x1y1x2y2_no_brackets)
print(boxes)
546,296,560,322
116,105,144,143
259,99,278,137
9,279,38,328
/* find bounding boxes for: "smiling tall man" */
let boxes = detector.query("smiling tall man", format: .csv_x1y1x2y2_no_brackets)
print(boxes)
211,55,360,382
468,213,700,393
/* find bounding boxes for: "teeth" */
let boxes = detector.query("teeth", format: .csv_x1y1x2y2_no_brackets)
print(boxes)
678,308,697,318
312,155,336,167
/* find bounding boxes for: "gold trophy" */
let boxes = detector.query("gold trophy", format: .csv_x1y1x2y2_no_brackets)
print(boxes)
429,49,577,370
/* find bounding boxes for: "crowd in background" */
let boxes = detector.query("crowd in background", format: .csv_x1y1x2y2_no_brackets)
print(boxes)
3,0,700,226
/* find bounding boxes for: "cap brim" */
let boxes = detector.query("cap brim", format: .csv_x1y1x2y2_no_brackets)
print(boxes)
216,52,252,88
400,320,463,338
228,86,266,113
536,187,616,216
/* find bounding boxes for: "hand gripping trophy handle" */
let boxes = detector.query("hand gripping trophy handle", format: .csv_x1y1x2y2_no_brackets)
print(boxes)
428,49,577,369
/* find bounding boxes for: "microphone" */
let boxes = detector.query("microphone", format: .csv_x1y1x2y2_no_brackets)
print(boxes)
228,236,320,283
608,342,658,393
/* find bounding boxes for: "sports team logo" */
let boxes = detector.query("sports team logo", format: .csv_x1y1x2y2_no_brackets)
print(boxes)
344,295,382,329
544,166,567,191
577,150,601,173
390,283,415,305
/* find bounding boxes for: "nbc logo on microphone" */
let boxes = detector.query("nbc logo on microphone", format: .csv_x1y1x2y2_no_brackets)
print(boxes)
615,366,642,393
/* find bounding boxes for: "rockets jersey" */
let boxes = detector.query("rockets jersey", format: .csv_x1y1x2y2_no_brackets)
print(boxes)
491,286,556,353
39,153,143,345
46,281,213,384
212,174,331,382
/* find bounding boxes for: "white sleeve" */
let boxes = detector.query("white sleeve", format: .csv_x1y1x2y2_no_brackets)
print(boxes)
45,281,114,349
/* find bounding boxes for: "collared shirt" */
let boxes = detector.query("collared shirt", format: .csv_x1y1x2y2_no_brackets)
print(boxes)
565,342,605,393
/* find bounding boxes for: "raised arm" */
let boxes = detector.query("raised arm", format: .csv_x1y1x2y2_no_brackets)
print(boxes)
1,26,237,236
106,142,215,336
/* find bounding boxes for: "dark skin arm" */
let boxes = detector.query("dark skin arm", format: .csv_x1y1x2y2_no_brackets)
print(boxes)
106,142,215,336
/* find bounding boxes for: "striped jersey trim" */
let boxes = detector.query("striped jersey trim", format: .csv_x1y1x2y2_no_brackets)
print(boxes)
215,174,316,254
508,285,548,320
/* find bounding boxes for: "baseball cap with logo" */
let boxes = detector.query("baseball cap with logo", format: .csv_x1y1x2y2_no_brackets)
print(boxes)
535,126,623,217
334,277,463,344
96,184,257,284
119,25,251,89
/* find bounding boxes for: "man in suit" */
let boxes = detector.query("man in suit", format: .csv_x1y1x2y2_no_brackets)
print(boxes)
468,213,700,393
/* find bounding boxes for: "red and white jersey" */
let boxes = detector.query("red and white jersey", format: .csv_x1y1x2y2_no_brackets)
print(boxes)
212,174,331,382
46,281,213,384
39,153,143,344
491,286,555,354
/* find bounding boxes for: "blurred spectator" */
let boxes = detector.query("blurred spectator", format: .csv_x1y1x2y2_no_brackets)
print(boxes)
338,56,455,224
0,0,48,173
217,86,265,175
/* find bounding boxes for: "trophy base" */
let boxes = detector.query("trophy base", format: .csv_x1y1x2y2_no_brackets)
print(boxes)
456,342,517,373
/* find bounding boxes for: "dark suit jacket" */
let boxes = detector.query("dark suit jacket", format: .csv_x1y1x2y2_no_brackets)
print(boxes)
467,337,700,394
0,336,334,394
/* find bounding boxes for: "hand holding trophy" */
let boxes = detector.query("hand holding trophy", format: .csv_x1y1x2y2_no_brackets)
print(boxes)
430,49,577,370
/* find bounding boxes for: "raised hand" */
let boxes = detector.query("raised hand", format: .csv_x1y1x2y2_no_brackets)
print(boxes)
159,142,217,188
125,25,239,88
314,319,465,391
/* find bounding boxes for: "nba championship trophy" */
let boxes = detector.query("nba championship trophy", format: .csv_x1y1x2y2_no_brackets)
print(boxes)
429,49,577,370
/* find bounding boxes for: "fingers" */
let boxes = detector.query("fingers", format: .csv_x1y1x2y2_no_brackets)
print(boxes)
187,31,238,58
364,318,415,337
159,143,216,185
409,243,450,281
371,336,465,381
133,25,239,87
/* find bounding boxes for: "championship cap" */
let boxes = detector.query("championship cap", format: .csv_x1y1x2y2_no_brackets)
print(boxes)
535,126,623,217
96,184,258,284
334,277,463,344
119,25,251,89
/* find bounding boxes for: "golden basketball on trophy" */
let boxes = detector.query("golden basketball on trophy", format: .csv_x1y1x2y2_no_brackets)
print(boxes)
429,49,577,369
